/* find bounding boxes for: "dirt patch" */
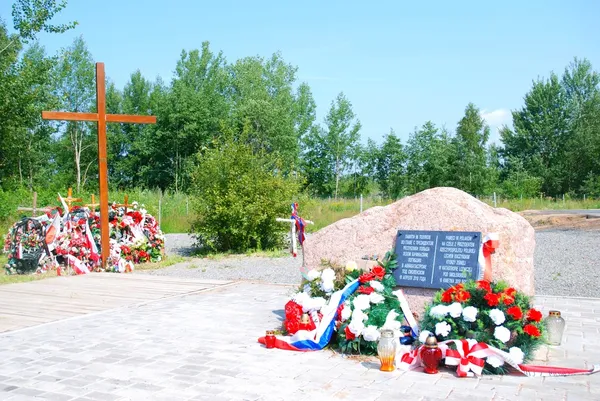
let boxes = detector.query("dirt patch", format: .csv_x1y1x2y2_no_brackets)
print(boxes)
519,211,600,230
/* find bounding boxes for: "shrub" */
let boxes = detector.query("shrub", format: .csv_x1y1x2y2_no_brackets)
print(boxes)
190,134,301,253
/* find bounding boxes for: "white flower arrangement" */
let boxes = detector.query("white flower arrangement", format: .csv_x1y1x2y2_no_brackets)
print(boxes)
489,309,506,325
494,326,511,343
435,321,452,337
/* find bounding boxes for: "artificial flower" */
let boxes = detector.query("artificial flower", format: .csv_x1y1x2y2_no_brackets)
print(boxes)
382,310,401,332
526,309,543,322
369,281,384,292
369,292,385,305
494,326,511,343
353,295,371,311
429,305,449,319
341,302,352,321
523,324,541,337
344,325,356,340
345,261,357,272
448,302,463,318
306,269,321,281
505,288,517,297
321,280,335,293
507,306,523,320
462,306,478,322
476,280,492,292
455,290,471,303
484,292,501,307
435,321,451,337
489,309,506,325
486,355,505,368
348,317,365,336
303,297,326,312
359,272,376,283
509,347,524,364
352,308,369,322
441,289,454,303
502,294,515,306
361,325,380,342
418,330,433,343
358,286,374,295
321,268,336,282
371,265,386,280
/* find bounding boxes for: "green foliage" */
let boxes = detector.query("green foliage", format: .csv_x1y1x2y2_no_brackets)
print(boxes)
190,129,301,253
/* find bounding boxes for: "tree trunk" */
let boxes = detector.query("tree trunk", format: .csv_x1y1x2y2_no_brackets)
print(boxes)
335,156,340,200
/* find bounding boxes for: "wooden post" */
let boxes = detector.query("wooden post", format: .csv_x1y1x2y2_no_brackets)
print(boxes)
16,192,52,216
276,217,314,265
493,192,497,208
158,189,162,228
360,194,363,213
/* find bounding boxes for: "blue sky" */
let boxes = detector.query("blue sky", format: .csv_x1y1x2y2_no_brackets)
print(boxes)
1,0,599,145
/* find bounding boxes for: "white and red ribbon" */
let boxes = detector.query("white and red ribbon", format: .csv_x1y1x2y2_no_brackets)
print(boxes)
478,233,499,281
398,339,600,377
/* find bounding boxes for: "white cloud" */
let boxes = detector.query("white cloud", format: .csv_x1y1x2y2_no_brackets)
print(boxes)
480,109,512,128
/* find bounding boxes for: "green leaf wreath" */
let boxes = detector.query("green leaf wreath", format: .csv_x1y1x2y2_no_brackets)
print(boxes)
333,251,405,355
418,279,547,374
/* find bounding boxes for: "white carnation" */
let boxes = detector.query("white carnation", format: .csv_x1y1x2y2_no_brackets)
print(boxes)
303,297,326,312
509,347,524,364
418,330,433,343
489,309,506,325
352,308,368,322
353,294,371,311
369,292,385,305
382,310,401,331
340,303,352,321
448,302,463,318
429,305,449,319
292,292,310,306
486,355,505,368
348,317,365,336
462,306,478,322
494,326,511,343
306,269,321,282
369,281,384,292
435,321,451,337
361,325,380,342
321,268,336,282
321,280,335,293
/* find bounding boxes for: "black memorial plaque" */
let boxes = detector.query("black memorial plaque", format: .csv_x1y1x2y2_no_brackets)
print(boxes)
393,230,482,289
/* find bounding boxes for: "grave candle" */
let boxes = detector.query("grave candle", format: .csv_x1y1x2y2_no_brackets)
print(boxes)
545,310,566,346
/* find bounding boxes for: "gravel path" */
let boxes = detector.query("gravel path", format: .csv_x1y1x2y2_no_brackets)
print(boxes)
148,230,600,297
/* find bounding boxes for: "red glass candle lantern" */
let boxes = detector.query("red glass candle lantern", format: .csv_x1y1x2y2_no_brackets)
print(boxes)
265,330,276,349
420,334,442,374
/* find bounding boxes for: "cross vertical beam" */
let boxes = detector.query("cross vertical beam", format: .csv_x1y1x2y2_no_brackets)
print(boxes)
97,63,110,270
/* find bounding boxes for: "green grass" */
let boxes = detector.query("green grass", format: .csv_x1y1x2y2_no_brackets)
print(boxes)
301,197,393,232
478,196,600,212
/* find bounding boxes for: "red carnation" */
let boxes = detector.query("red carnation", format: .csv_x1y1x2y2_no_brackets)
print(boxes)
359,272,376,283
507,306,523,320
454,290,471,303
285,319,300,335
284,300,303,319
502,294,515,306
484,292,501,307
371,265,386,280
344,325,356,340
505,287,517,297
523,324,541,337
441,289,453,303
476,280,492,292
358,286,374,295
526,309,543,322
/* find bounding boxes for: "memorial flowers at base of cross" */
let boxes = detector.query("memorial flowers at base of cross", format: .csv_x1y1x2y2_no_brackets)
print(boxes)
418,280,546,374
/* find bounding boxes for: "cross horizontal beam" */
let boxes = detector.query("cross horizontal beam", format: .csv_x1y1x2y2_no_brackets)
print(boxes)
42,111,156,124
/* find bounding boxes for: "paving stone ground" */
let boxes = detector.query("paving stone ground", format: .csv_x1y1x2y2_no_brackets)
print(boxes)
0,282,598,401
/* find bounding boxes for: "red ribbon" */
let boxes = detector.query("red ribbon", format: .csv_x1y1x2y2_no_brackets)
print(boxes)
482,235,499,281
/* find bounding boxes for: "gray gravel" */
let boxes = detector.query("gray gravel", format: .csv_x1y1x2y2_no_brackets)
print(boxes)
148,230,600,297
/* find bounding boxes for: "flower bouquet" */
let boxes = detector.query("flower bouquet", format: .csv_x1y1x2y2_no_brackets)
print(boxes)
418,280,546,373
334,251,405,355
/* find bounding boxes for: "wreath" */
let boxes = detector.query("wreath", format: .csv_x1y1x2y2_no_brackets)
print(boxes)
418,280,546,373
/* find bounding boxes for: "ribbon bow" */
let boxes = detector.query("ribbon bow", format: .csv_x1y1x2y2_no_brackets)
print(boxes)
444,339,489,377
291,203,305,245
479,233,499,281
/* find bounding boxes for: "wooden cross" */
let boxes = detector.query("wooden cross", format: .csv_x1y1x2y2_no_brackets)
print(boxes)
42,62,157,269
16,192,53,217
276,204,313,264
85,194,100,211
115,194,133,212
59,187,83,211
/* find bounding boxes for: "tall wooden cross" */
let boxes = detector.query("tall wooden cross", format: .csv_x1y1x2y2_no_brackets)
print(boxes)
42,62,157,269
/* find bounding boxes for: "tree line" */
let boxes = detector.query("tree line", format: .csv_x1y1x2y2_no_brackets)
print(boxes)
2,1,600,204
